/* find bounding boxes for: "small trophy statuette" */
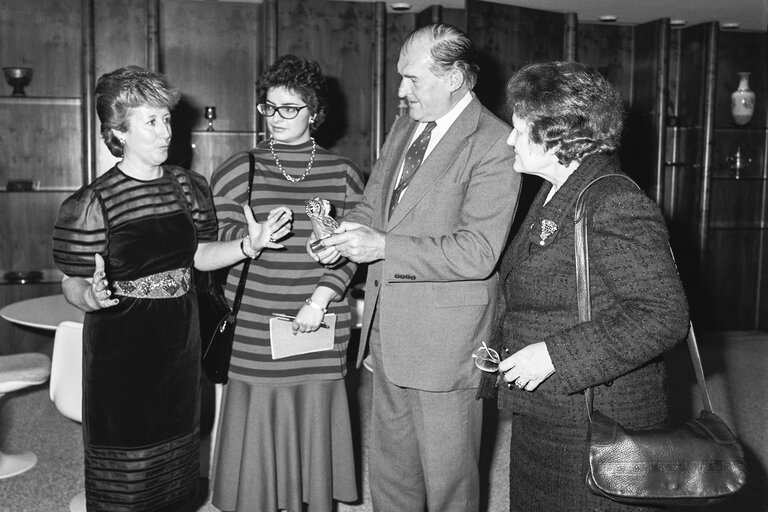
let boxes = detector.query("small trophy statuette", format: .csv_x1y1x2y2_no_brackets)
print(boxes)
305,197,339,252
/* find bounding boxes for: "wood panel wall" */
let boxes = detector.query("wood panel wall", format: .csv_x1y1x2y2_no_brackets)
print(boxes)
161,0,262,174
467,0,566,120
93,0,149,175
384,13,416,132
2,0,767,353
0,0,82,98
276,0,377,172
577,23,634,101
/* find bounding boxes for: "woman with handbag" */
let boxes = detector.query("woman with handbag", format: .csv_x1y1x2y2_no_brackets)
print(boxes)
52,66,291,512
209,55,364,512
477,61,690,511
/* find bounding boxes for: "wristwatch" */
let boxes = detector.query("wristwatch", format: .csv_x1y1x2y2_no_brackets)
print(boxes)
305,298,327,314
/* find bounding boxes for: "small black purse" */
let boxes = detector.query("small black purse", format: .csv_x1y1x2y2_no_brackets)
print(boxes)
198,152,255,384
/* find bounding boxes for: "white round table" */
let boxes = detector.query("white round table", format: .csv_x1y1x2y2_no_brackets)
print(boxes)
0,294,84,330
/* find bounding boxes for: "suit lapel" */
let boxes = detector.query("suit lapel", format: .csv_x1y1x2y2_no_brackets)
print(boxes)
387,98,482,227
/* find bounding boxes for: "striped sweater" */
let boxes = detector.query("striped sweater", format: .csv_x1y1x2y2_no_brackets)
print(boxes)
210,139,365,384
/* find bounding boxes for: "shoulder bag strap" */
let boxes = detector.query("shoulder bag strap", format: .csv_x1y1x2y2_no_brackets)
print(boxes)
230,152,257,317
575,174,714,420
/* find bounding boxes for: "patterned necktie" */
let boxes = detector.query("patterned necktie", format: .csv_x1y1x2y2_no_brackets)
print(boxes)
389,121,437,219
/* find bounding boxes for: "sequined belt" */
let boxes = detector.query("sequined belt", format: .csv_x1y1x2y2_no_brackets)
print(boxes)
113,268,191,299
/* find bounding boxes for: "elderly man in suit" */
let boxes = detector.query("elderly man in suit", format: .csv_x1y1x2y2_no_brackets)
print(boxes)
312,24,520,511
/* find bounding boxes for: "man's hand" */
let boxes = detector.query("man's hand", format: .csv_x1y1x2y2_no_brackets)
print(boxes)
320,221,385,263
306,232,343,266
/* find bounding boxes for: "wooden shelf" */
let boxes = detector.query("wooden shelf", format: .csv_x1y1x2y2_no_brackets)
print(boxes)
0,96,81,106
709,222,768,230
0,187,79,193
714,126,768,133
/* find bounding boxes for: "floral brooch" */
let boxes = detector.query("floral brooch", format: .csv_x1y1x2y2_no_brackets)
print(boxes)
538,219,558,246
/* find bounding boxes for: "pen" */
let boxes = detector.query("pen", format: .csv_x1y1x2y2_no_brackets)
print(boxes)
272,313,330,329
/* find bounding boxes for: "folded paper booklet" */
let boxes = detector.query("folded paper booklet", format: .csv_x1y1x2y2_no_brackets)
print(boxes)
269,313,336,359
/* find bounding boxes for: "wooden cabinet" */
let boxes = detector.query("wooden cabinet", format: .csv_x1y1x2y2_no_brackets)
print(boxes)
0,0,85,190
665,24,768,330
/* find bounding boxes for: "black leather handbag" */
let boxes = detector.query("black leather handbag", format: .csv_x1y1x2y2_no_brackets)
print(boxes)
576,175,746,506
199,152,256,384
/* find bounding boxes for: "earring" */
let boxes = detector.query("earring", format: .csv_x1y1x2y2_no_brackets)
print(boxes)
119,138,126,146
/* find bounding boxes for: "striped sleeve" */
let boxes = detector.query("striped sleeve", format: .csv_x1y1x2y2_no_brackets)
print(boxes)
316,158,366,296
52,187,107,277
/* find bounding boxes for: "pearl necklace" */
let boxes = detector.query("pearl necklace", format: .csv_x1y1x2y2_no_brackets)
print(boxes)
269,137,316,183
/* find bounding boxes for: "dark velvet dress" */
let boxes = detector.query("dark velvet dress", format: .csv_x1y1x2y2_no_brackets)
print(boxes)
53,166,217,512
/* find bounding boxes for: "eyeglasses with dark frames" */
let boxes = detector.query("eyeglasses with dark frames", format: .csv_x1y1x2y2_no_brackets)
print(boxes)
257,103,309,120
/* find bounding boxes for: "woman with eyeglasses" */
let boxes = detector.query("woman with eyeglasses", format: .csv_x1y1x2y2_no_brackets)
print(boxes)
209,54,364,512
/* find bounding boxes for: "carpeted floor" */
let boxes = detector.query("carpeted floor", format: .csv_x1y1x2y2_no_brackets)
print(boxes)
1,331,765,512
0,364,512,512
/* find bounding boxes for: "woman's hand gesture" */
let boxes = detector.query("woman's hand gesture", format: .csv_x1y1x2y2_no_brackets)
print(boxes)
86,253,119,310
244,205,293,253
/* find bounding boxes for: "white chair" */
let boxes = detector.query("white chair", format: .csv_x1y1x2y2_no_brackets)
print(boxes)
0,352,51,479
50,320,86,512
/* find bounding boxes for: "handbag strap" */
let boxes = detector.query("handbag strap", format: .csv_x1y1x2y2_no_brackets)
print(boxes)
574,174,714,420
230,152,257,316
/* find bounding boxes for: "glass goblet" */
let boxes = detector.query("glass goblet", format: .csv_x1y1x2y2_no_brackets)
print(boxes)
204,106,217,131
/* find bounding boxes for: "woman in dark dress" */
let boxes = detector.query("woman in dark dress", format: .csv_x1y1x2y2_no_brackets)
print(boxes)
478,62,690,511
52,66,291,512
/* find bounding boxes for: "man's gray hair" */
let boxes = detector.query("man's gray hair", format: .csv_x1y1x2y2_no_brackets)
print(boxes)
401,24,480,89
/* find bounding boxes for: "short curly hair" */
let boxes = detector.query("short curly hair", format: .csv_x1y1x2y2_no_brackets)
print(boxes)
505,61,624,165
95,66,180,158
257,54,328,130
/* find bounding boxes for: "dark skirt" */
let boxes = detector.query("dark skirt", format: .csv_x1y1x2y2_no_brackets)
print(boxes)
82,293,200,512
508,413,665,512
212,378,357,512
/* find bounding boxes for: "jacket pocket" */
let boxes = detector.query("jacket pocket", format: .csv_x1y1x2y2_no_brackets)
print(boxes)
433,281,489,307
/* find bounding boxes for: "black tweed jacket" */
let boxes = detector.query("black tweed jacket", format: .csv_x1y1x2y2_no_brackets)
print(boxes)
487,154,689,427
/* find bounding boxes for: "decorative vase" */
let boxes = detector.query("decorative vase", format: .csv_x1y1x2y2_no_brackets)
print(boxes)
731,72,755,126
